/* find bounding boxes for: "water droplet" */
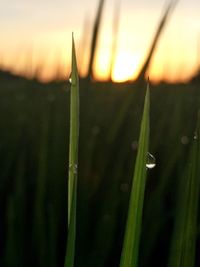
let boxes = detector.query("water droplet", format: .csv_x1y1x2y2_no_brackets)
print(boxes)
68,73,72,84
146,152,156,169
69,164,78,174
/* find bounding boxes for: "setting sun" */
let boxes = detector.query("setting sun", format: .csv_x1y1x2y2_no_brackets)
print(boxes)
0,0,199,82
112,51,140,82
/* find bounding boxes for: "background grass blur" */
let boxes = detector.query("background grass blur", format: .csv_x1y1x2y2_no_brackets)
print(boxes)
0,71,200,266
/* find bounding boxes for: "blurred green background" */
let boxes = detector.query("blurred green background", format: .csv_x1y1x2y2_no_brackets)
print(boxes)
0,71,200,266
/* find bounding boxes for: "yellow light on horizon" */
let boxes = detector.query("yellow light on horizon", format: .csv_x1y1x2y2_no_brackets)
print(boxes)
112,51,140,82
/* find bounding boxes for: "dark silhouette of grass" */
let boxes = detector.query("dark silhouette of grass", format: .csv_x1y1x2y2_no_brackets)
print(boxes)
109,0,121,80
136,1,178,81
87,0,105,80
86,0,178,84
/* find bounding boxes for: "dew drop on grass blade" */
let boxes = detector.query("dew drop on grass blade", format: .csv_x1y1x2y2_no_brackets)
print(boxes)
64,34,79,267
120,82,150,267
146,152,156,169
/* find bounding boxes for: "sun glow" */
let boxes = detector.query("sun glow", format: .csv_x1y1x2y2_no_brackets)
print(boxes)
112,51,140,82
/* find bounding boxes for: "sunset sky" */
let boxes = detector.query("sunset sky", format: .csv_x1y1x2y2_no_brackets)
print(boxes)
0,0,199,82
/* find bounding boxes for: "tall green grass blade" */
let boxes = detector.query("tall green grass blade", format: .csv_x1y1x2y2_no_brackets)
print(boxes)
64,34,79,267
168,114,200,267
65,183,77,267
120,83,150,267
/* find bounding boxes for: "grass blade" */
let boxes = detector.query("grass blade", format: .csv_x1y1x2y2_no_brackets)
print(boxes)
168,114,200,267
64,34,79,267
136,1,177,81
120,82,150,267
87,0,105,79
109,0,121,80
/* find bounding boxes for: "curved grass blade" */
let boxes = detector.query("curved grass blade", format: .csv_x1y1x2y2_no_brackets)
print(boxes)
120,83,150,267
136,0,178,81
168,113,200,267
64,34,79,267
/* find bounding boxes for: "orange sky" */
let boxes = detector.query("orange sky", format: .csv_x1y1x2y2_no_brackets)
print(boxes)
0,0,199,83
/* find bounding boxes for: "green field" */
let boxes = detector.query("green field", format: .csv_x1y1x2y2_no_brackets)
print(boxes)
0,69,199,266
